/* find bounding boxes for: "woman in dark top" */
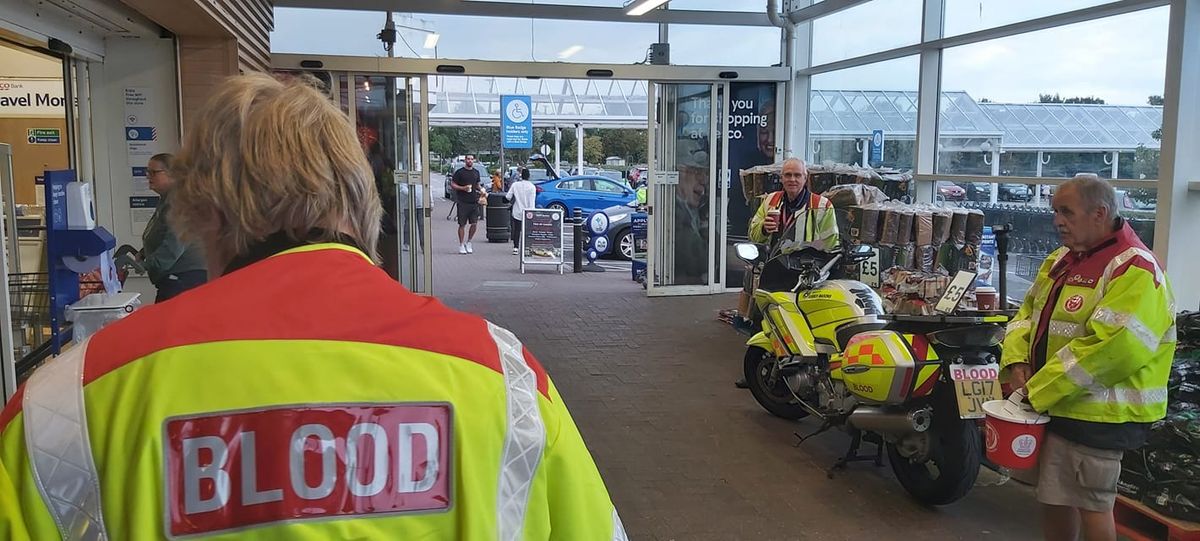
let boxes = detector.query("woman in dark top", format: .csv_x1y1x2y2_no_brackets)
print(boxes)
140,153,207,302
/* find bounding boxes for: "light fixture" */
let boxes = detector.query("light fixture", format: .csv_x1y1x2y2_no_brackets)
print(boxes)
624,0,669,16
423,33,440,49
557,45,583,59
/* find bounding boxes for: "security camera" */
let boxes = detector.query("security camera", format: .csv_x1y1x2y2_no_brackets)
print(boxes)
378,15,397,52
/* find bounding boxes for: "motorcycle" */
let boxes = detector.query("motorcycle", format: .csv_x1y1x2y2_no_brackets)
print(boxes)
736,241,1008,505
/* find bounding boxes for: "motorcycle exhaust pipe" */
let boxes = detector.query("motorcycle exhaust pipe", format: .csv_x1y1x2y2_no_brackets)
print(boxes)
847,407,932,435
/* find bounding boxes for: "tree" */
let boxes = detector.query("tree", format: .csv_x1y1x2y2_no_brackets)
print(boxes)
979,98,993,103
1037,93,1106,104
583,135,605,164
1148,95,1165,106
429,129,453,159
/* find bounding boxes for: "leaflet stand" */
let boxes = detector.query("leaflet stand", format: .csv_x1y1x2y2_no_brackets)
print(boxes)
519,208,565,274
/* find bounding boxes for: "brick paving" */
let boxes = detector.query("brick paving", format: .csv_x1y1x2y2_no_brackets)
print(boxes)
426,189,1040,540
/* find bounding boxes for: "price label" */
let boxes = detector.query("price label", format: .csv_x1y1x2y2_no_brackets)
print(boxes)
936,270,978,314
860,252,881,287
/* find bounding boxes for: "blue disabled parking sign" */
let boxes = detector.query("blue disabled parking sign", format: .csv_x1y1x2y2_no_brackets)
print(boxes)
501,95,533,149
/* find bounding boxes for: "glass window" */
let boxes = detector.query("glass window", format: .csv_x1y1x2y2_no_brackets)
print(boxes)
811,0,922,66
594,179,626,193
808,56,919,170
939,8,1168,180
944,0,1112,37
963,202,1155,302
273,9,657,64
668,24,781,66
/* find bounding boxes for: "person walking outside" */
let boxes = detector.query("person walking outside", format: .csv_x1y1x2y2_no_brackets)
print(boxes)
451,154,483,254
0,73,625,541
507,167,537,255
139,152,207,302
1002,174,1174,541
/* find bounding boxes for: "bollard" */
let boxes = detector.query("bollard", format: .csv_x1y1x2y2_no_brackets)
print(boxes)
573,208,584,273
994,223,1012,310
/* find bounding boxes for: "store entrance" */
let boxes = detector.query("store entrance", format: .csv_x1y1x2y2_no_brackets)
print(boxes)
646,82,728,296
324,72,433,295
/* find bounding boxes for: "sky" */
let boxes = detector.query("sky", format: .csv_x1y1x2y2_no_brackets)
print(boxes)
271,1,1170,107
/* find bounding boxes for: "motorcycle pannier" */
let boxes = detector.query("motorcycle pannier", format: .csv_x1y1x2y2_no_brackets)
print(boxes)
839,330,940,405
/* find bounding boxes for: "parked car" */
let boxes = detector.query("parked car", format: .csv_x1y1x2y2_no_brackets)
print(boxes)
998,183,1032,203
1117,189,1156,213
960,182,992,202
597,202,637,260
535,175,637,219
571,166,623,182
936,182,965,201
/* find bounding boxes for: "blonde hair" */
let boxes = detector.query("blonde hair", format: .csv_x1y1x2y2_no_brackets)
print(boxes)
170,73,381,269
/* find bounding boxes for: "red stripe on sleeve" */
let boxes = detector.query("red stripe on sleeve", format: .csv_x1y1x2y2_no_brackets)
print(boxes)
1110,256,1161,288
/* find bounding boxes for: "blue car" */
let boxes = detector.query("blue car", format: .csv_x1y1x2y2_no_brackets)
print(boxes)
535,175,637,217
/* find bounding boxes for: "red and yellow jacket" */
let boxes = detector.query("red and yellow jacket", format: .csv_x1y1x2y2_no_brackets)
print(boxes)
0,243,625,540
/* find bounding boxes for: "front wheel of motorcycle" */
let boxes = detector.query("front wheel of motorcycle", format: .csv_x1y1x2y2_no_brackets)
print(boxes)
886,389,980,506
743,346,810,420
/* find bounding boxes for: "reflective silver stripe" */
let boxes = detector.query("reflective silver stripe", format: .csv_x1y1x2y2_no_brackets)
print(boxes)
1006,319,1031,335
1163,324,1178,344
1101,247,1165,291
23,340,109,541
1091,307,1160,352
1047,319,1084,339
1080,386,1169,407
1056,346,1096,389
489,322,547,541
612,507,629,541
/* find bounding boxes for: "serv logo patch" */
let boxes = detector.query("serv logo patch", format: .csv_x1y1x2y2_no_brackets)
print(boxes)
164,403,452,537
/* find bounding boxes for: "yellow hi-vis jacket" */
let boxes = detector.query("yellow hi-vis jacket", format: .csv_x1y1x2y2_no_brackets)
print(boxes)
749,190,840,253
1001,222,1175,423
0,243,626,541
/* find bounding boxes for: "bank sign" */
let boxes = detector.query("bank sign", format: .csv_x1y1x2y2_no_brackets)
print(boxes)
0,79,66,117
501,95,533,149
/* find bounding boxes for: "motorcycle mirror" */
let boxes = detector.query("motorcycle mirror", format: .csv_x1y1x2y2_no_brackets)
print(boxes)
735,243,760,263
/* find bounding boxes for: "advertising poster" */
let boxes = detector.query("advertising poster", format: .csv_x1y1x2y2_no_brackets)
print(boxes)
977,226,997,287
725,82,778,287
631,212,648,282
521,208,564,271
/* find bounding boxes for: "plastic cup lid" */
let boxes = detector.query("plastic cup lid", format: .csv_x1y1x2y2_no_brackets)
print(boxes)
982,399,1050,425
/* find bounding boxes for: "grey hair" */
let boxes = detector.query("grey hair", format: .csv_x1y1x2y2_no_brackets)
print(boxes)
1061,173,1120,219
782,157,807,170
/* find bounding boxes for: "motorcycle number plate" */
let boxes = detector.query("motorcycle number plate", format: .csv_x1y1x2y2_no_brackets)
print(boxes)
951,363,1002,419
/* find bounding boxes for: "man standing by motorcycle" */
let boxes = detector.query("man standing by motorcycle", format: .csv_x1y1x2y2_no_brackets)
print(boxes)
1001,174,1174,541
748,157,839,252
734,157,840,385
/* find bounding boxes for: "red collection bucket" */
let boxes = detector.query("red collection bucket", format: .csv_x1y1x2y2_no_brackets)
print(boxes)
982,396,1050,470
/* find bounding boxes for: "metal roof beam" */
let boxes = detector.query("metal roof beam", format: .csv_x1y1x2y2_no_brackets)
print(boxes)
274,0,776,27
787,0,876,24
799,0,1168,75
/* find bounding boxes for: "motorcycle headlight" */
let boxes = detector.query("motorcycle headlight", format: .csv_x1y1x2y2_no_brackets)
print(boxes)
926,324,1006,348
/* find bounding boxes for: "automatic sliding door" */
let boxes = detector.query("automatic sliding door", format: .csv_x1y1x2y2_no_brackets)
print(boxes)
647,82,720,296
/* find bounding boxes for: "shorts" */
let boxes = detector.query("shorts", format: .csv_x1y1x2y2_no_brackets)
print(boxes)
457,202,480,226
1035,431,1124,512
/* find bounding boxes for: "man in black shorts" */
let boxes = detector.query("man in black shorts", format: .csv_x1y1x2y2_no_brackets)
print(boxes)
451,154,482,254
